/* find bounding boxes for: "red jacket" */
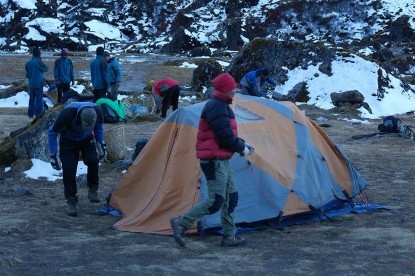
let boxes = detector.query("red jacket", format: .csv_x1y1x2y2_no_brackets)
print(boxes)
152,78,179,96
196,90,245,160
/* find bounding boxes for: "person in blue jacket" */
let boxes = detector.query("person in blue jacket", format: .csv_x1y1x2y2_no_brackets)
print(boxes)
239,68,276,97
90,46,110,102
25,47,48,118
48,102,106,217
54,48,75,104
104,51,122,101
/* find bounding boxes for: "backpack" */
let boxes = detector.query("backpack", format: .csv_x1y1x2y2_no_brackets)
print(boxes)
131,138,148,161
96,98,126,122
378,116,415,140
101,104,120,123
377,116,400,132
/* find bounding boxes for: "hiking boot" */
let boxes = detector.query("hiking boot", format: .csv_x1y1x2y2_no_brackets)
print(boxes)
170,218,186,247
88,189,100,203
66,198,77,217
220,235,247,247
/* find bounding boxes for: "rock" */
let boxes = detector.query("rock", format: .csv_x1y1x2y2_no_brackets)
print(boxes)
191,59,223,92
222,18,244,51
330,90,365,107
161,27,202,54
227,38,335,85
330,90,372,114
285,82,310,103
189,46,212,57
10,158,33,172
0,106,61,165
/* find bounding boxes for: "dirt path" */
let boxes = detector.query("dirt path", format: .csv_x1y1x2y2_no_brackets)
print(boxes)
1,55,415,274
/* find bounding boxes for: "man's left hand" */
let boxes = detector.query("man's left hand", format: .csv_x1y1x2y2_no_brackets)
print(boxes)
245,142,255,154
97,141,107,160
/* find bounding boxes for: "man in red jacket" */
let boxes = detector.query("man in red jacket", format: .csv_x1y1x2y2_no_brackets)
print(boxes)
170,73,254,247
151,78,180,118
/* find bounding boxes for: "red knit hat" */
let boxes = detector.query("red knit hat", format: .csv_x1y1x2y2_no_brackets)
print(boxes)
212,73,236,93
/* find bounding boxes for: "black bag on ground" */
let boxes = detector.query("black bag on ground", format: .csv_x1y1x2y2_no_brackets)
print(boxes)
131,138,148,161
101,104,120,123
377,116,400,132
377,115,415,140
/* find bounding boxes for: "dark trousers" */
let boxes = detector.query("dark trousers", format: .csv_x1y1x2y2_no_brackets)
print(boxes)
57,83,70,104
93,88,107,102
28,87,44,117
161,85,180,118
59,136,99,200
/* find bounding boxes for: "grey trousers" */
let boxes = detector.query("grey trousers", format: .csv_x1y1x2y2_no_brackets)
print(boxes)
180,159,238,237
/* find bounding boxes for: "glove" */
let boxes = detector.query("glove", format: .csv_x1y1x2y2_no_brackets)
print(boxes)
245,142,255,154
97,141,107,160
240,145,254,156
50,154,61,170
241,147,251,156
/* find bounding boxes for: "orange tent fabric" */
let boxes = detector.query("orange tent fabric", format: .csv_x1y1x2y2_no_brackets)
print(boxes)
110,95,367,234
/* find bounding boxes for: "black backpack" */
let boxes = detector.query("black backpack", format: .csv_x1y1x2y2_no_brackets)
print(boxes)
131,138,148,161
101,104,120,123
377,116,400,132
378,116,415,140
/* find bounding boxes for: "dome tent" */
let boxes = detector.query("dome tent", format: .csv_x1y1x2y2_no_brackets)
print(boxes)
109,94,367,234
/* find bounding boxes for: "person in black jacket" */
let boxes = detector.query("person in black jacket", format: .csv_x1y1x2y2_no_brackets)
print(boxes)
170,73,254,247
48,102,106,216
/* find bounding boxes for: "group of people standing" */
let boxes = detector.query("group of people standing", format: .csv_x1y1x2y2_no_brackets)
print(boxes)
90,46,122,102
25,46,123,118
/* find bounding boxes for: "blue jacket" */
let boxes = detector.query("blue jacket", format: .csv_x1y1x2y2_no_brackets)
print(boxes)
54,57,74,83
48,102,104,155
25,57,48,89
240,68,276,96
90,55,110,89
108,57,122,83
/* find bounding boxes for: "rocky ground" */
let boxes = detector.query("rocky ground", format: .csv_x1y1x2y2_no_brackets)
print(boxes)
1,54,415,275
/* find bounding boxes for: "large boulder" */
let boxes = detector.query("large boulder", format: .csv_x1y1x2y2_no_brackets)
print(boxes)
330,90,372,114
0,107,61,165
191,59,223,92
283,82,310,103
227,38,335,85
330,90,365,107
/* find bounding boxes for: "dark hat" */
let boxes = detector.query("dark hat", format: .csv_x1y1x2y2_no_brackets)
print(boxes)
32,47,41,57
212,73,236,93
104,51,110,57
61,48,70,56
80,107,97,132
96,46,105,56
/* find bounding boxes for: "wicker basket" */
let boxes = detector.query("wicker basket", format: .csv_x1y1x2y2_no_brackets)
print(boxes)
104,123,126,163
